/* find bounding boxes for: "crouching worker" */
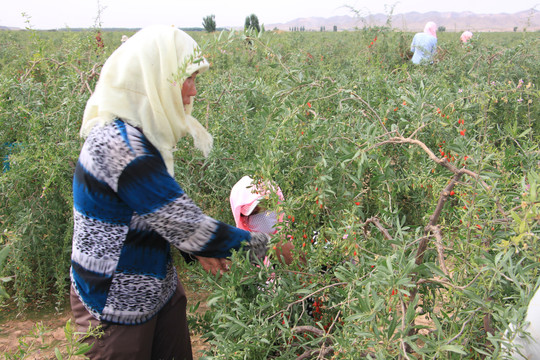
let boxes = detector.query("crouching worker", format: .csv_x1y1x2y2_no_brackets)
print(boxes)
70,26,270,360
230,175,302,266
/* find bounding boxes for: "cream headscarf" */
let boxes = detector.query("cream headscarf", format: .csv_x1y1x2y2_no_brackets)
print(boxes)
81,25,212,176
424,22,437,38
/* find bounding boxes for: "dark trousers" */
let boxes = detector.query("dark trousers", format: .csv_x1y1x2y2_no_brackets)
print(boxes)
70,280,193,360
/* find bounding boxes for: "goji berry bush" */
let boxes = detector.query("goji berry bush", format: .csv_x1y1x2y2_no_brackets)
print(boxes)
0,26,539,359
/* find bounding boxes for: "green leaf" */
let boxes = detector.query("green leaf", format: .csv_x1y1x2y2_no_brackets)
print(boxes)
0,245,10,267
0,287,9,299
387,316,398,340
440,344,467,355
424,263,449,280
518,128,531,138
74,343,94,355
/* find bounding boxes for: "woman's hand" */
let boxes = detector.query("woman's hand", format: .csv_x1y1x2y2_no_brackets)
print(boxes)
275,241,306,266
195,256,231,276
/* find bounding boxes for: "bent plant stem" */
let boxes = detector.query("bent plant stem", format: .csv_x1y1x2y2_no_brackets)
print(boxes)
349,91,390,134
21,57,102,95
268,282,348,321
367,132,494,354
293,312,341,360
274,326,333,360
363,216,393,241
401,173,466,353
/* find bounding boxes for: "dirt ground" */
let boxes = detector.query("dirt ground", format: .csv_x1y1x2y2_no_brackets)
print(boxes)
0,287,211,359
0,282,440,359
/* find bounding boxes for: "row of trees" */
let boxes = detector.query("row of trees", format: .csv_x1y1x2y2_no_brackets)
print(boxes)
291,26,339,32
202,13,262,33
202,17,339,33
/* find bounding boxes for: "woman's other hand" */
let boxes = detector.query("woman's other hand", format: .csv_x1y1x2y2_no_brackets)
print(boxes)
195,256,231,276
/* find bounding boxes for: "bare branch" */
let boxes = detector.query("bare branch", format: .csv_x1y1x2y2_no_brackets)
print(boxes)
296,346,334,360
445,313,475,345
268,282,347,321
368,136,491,191
416,270,484,290
326,310,341,335
429,225,449,276
363,216,393,241
293,325,325,337
349,91,389,134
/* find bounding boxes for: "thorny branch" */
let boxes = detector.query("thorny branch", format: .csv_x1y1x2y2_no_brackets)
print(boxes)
291,311,344,359
359,125,501,354
362,216,393,241
428,225,448,276
369,136,491,191
349,91,389,134
268,282,348,321
322,93,499,354
297,345,334,360
21,57,102,95
446,313,476,345
416,270,484,290
274,326,334,360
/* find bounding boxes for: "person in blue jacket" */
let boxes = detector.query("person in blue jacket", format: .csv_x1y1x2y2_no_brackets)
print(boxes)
410,21,438,64
70,25,270,360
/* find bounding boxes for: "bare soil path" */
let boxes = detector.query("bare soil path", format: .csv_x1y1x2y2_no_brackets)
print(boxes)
0,286,211,359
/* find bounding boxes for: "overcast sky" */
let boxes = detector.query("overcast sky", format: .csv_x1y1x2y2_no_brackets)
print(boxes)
2,0,539,30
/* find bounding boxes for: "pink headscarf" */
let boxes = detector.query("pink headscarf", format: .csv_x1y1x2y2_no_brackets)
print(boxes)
424,22,437,38
460,31,473,43
230,176,284,233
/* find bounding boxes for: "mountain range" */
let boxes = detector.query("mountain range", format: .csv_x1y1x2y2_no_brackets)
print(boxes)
266,9,540,32
1,10,539,32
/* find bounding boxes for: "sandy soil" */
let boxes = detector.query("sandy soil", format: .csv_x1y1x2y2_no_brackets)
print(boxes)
0,287,211,360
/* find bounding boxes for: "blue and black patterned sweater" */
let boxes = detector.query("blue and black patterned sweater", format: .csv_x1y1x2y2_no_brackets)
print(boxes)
71,119,268,324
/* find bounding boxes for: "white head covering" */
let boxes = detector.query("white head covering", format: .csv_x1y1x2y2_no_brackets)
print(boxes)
80,25,212,176
424,21,437,38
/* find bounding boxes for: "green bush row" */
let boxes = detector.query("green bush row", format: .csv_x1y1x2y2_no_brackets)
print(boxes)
0,27,538,358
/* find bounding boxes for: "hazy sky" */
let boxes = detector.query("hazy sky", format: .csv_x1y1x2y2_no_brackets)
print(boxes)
2,0,539,29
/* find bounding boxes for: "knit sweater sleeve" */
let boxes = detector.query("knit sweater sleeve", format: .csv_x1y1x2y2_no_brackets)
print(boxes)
115,144,268,259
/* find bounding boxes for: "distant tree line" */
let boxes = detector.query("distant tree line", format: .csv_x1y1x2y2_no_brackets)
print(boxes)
290,25,338,32
201,13,263,33
244,14,261,32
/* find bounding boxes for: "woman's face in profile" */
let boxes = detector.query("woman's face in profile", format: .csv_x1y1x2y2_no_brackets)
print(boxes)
181,72,198,106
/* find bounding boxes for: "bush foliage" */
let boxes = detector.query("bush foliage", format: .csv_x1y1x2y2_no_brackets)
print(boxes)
0,26,538,359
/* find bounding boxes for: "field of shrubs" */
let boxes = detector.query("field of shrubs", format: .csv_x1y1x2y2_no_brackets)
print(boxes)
0,25,538,359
